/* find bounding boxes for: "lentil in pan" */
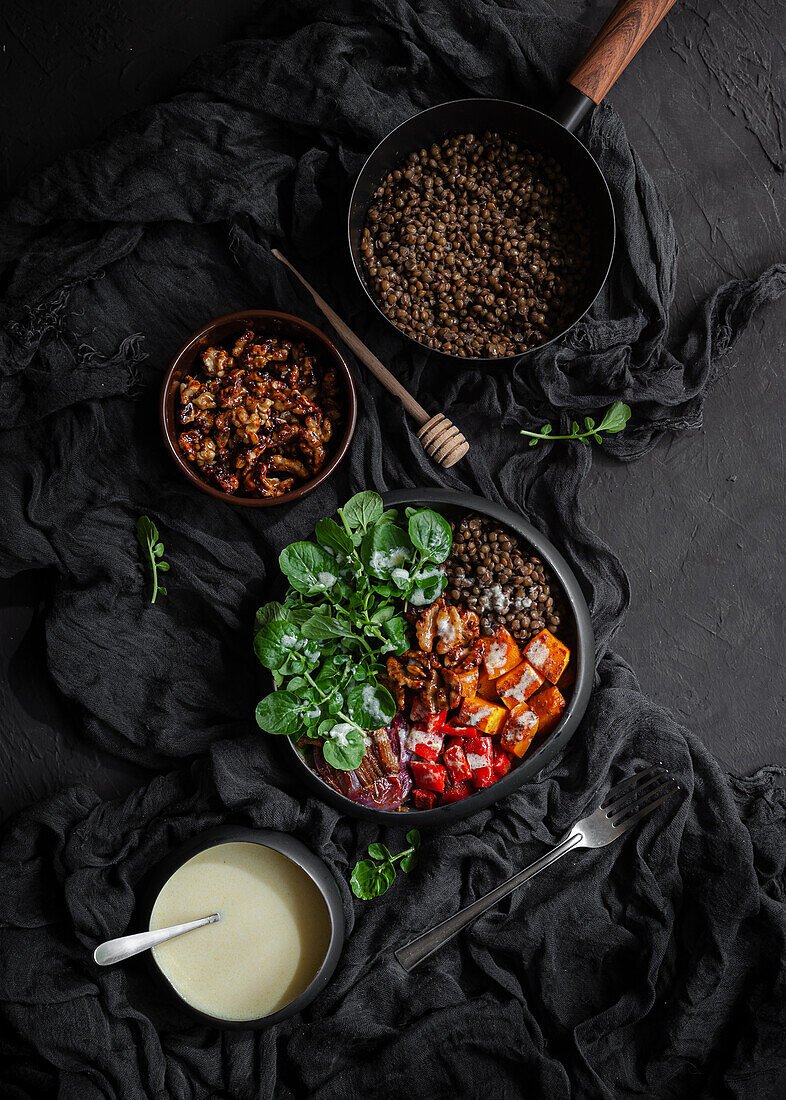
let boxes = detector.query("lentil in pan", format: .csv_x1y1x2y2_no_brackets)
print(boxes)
360,131,591,358
445,513,565,644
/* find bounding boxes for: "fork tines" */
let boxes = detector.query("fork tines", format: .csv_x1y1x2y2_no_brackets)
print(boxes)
602,764,681,835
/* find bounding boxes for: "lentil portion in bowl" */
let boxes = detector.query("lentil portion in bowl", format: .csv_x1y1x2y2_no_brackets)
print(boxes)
445,513,566,644
176,331,343,498
360,131,591,358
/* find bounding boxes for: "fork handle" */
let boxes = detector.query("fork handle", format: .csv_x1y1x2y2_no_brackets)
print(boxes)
395,834,582,972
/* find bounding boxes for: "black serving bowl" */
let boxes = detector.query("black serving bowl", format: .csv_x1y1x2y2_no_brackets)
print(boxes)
283,489,595,825
139,826,345,1029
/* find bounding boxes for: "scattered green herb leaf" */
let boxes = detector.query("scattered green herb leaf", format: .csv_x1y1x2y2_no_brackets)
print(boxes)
136,516,170,604
521,401,631,447
350,830,422,900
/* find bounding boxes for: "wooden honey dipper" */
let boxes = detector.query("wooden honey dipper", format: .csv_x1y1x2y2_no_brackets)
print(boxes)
272,250,469,468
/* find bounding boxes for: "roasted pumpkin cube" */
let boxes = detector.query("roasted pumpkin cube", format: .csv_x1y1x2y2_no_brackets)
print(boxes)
500,703,539,757
482,626,522,679
454,666,479,700
528,684,566,736
476,667,501,702
523,629,570,684
458,695,508,736
495,659,545,708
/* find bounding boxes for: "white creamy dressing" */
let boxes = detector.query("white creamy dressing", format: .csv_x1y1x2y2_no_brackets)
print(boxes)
360,685,389,726
505,679,530,702
150,842,331,1022
526,638,549,667
485,640,509,674
316,571,336,587
371,548,408,573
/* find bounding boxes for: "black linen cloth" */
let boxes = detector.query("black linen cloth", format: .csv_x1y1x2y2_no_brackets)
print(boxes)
0,0,784,1097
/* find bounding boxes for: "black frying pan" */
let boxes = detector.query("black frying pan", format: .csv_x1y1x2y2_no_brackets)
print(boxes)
348,0,678,366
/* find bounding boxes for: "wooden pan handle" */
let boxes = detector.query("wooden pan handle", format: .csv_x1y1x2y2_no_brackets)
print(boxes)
567,0,678,105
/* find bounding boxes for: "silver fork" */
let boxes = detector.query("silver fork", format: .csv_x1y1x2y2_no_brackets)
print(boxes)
395,764,681,972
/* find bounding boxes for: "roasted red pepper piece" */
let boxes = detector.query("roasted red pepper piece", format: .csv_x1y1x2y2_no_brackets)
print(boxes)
442,778,473,804
426,708,449,733
443,737,472,783
412,789,438,810
493,747,513,779
405,724,444,762
410,758,447,793
441,724,476,738
465,735,494,787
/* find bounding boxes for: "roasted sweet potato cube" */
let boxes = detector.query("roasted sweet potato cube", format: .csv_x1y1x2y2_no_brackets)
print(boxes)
523,629,570,684
457,695,508,736
500,703,539,757
495,660,544,708
528,685,566,736
476,667,501,702
482,626,522,679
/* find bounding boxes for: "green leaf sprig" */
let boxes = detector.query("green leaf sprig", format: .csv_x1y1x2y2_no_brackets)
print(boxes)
521,401,631,447
136,516,170,603
253,491,452,771
350,830,421,900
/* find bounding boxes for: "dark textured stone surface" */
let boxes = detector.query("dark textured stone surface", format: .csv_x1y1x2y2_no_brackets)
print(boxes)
0,0,783,823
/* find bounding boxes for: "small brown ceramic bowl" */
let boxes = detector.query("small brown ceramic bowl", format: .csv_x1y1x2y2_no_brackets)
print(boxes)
160,310,357,507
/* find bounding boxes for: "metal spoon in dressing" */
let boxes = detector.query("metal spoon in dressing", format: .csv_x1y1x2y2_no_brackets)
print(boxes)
93,913,221,966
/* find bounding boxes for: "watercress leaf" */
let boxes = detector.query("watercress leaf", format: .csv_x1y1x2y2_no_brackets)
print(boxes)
541,423,552,436
254,601,288,632
529,437,539,447
371,605,397,624
253,621,301,669
406,829,421,849
339,491,384,532
598,401,631,434
368,842,392,862
315,517,353,556
382,616,409,653
584,416,596,431
350,859,394,900
362,523,412,578
377,508,399,526
158,586,167,596
286,675,309,695
301,613,347,641
322,724,366,770
279,542,339,594
592,432,603,445
408,509,452,563
255,691,302,735
136,516,158,548
156,561,170,572
153,543,164,558
347,681,396,730
400,851,418,873
571,421,580,435
405,507,418,519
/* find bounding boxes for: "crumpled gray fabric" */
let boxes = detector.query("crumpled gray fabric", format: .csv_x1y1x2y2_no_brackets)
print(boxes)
0,1,784,1097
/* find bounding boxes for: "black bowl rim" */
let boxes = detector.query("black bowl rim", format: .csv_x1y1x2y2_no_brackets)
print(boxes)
283,489,595,826
347,96,616,368
160,309,358,507
139,825,345,1029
